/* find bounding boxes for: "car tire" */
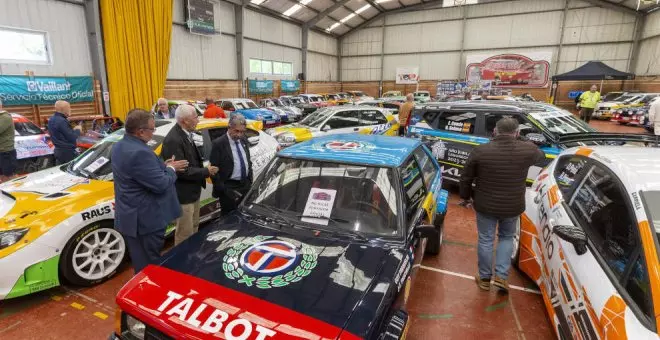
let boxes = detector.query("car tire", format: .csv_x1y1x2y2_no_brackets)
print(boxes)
60,221,126,286
511,218,521,269
425,214,445,255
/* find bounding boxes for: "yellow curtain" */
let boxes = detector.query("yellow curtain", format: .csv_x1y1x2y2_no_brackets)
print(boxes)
101,0,172,120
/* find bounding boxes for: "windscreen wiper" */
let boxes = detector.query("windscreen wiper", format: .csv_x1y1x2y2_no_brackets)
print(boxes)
296,214,350,224
249,203,295,228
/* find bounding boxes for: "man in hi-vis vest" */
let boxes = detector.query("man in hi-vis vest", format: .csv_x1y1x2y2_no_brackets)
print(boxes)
578,85,601,123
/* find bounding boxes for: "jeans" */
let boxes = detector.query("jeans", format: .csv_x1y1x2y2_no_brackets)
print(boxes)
476,212,519,280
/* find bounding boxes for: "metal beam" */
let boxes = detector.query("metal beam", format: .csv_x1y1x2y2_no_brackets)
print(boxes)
83,0,110,116
364,0,386,13
628,14,645,72
236,2,245,96
337,37,342,82
302,26,308,81
243,3,335,37
581,0,641,16
554,0,569,76
456,4,466,79
282,1,357,29
304,0,354,28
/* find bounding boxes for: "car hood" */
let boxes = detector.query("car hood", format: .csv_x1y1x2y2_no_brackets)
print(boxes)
118,217,397,339
0,168,113,257
269,124,315,141
236,108,279,121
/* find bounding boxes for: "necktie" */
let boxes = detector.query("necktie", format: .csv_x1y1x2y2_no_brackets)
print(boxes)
235,140,247,179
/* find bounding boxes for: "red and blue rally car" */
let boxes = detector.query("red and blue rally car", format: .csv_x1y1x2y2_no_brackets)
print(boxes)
111,133,448,340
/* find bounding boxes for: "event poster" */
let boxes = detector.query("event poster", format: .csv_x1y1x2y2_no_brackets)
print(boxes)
280,80,300,93
395,67,419,84
436,81,468,95
248,80,274,95
0,75,94,105
465,52,551,88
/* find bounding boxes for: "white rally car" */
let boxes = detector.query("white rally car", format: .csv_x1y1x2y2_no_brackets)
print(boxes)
0,118,278,300
516,141,660,339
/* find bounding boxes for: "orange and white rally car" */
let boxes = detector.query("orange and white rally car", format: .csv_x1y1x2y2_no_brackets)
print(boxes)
516,137,660,339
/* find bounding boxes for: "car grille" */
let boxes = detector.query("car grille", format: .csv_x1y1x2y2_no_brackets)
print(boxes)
144,326,172,340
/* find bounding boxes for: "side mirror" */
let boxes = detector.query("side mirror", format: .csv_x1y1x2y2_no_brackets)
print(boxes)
321,125,331,132
415,224,438,239
553,224,588,255
248,136,260,146
525,132,548,146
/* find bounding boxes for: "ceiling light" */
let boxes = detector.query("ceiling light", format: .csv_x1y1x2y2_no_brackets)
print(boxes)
283,4,302,16
375,0,392,3
327,22,341,32
340,13,355,23
250,0,266,4
355,4,371,13
301,0,313,5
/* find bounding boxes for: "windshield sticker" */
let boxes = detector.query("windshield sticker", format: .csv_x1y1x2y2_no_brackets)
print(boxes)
445,121,471,133
84,156,109,174
529,110,572,119
222,235,318,289
301,188,338,226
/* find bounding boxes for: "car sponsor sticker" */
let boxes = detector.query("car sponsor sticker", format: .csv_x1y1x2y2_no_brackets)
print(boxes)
84,156,109,174
301,188,337,226
222,236,318,289
81,205,112,221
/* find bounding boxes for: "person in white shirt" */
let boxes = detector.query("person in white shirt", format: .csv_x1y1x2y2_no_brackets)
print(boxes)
649,97,660,136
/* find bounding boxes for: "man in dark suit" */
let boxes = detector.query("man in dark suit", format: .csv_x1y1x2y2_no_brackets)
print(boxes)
111,109,188,273
161,104,218,245
48,100,82,164
210,114,253,216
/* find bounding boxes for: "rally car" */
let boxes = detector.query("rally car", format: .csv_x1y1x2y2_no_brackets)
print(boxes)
407,101,601,183
259,98,303,123
611,94,659,125
279,95,317,115
299,94,330,108
111,133,448,340
266,106,399,147
413,91,431,103
12,113,55,174
515,140,660,339
346,90,374,101
595,93,656,121
354,99,403,115
320,93,351,106
0,118,278,300
151,99,206,117
217,98,281,128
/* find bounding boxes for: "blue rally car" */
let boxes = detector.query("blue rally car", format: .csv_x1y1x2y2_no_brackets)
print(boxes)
112,134,448,340
217,98,282,128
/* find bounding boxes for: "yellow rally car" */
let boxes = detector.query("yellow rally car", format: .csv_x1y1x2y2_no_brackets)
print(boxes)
320,93,350,106
0,118,278,300
266,105,399,147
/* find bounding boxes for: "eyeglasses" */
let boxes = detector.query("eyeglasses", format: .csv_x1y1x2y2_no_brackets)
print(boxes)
140,127,156,132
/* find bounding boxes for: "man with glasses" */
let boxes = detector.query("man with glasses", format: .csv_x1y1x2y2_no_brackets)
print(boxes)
111,108,188,273
210,114,253,216
161,105,219,245
154,98,173,119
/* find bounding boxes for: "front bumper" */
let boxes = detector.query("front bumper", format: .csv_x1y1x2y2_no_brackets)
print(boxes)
0,239,60,300
593,110,613,119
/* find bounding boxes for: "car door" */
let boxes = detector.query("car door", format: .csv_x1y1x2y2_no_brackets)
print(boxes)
357,109,394,136
408,110,485,183
320,110,360,135
534,155,656,339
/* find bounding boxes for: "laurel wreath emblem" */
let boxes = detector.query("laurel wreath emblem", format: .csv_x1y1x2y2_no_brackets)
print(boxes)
222,236,318,289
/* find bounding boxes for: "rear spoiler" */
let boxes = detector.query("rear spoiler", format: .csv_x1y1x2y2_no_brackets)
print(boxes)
554,132,660,146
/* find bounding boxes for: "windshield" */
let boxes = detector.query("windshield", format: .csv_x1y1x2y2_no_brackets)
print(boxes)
299,107,334,127
65,130,164,179
244,157,400,237
642,191,660,246
528,110,596,135
307,96,319,103
623,95,643,104
416,92,429,97
327,94,337,100
279,98,291,106
353,92,364,97
614,94,635,102
290,97,303,104
14,121,43,136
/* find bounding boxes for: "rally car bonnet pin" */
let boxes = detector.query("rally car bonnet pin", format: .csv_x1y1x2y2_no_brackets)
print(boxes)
222,236,318,289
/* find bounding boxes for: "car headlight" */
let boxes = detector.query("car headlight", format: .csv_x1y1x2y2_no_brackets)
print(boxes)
0,228,29,250
265,128,275,135
125,314,146,340
256,114,264,121
276,133,296,146
617,109,623,114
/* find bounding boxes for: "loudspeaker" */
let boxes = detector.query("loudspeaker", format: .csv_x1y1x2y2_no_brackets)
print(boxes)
297,73,305,81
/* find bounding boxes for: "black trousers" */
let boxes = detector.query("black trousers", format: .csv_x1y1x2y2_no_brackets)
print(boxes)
580,108,594,123
218,179,251,216
124,230,165,274
54,148,77,165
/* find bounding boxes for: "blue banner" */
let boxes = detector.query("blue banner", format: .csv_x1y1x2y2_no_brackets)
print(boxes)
568,91,583,99
248,80,274,95
280,80,300,93
0,75,94,106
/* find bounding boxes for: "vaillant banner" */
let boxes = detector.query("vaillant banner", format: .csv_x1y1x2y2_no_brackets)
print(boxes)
280,80,300,93
0,75,95,105
248,80,274,94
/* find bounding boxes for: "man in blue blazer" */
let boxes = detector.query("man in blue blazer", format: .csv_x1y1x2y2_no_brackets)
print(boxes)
111,109,189,273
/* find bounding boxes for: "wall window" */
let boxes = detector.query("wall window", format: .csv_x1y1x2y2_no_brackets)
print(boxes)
0,26,51,64
249,58,292,76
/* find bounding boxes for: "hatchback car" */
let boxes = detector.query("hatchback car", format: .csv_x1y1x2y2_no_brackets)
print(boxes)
516,142,660,339
12,113,55,174
299,94,330,108
0,118,278,300
407,101,599,183
259,98,303,123
279,95,317,115
217,98,281,128
267,106,399,147
111,133,448,340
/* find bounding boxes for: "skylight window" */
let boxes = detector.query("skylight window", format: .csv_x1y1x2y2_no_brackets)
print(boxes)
326,22,341,32
340,13,355,23
250,0,266,4
355,4,371,14
301,0,313,5
283,4,302,16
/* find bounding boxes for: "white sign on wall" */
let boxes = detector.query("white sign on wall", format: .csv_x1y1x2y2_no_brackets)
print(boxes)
395,67,419,84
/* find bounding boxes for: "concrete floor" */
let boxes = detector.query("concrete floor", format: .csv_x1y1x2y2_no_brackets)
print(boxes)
0,119,643,339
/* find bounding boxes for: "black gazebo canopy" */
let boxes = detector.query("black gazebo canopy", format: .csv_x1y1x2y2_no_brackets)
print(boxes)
552,61,635,81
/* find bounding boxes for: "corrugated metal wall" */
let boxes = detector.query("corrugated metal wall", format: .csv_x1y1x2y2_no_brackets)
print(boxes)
307,31,339,81
168,0,237,79
635,10,660,75
341,0,645,81
0,0,92,76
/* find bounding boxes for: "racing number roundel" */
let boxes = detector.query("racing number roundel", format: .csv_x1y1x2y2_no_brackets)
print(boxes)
223,236,319,289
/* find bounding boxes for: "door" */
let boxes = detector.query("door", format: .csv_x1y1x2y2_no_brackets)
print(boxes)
535,155,656,339
358,109,391,135
410,110,483,182
320,110,360,135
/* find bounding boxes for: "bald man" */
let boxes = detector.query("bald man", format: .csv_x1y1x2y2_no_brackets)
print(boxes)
154,98,173,119
48,100,82,164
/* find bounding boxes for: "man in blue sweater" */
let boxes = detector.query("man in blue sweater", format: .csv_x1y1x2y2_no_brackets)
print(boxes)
47,100,82,164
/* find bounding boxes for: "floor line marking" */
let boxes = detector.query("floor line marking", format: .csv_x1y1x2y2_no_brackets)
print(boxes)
0,321,21,334
93,311,109,320
418,265,542,295
61,286,115,313
70,302,86,310
509,294,527,340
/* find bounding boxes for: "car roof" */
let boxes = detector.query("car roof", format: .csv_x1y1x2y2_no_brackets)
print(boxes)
574,146,660,192
278,133,421,167
419,100,556,113
218,98,254,102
